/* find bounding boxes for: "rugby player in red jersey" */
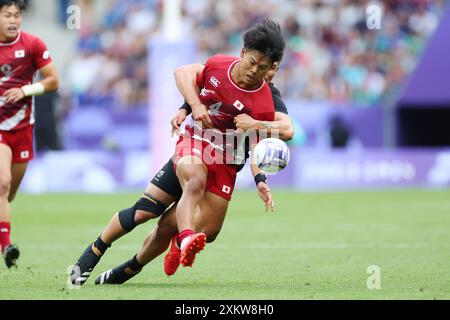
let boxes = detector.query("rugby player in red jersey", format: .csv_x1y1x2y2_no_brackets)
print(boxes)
170,18,285,268
70,19,286,285
91,60,294,285
0,0,59,268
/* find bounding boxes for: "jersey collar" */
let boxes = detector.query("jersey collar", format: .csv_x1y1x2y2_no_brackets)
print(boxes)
0,31,21,46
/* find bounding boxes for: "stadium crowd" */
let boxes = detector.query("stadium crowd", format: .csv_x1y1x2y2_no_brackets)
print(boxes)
65,0,448,109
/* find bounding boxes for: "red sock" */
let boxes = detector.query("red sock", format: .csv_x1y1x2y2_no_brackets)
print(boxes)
0,222,11,253
177,229,194,247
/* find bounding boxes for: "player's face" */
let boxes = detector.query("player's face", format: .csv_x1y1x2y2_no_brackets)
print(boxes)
240,49,273,86
0,5,22,41
264,62,280,83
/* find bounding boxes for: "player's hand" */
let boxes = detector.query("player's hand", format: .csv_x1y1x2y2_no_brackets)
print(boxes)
3,88,26,104
192,104,214,129
171,109,188,137
234,114,258,132
257,181,275,213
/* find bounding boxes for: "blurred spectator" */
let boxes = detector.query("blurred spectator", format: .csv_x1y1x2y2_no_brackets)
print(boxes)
35,91,63,152
64,0,448,109
329,115,350,148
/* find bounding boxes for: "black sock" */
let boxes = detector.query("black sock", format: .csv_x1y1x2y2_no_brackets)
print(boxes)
112,255,144,284
93,236,111,256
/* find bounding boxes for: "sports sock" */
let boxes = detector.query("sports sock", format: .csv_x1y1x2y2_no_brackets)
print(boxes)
177,229,194,248
0,222,11,253
92,236,111,257
112,255,144,283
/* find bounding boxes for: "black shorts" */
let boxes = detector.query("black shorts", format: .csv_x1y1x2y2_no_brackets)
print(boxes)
151,158,183,200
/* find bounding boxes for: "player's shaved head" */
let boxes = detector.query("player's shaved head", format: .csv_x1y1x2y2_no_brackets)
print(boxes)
243,18,285,64
0,0,25,11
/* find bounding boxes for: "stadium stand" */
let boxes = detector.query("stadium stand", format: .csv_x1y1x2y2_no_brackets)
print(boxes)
59,0,448,151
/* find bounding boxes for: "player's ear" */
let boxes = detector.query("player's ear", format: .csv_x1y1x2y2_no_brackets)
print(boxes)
240,48,246,59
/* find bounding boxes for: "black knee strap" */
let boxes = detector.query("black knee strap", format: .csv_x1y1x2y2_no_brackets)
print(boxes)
139,194,168,216
118,207,137,232
118,196,168,232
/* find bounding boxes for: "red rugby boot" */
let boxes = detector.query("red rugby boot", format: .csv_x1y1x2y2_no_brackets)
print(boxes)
180,233,207,267
164,235,181,276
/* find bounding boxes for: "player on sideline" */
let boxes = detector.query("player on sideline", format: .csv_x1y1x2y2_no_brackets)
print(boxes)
92,61,292,285
70,19,285,285
0,0,59,268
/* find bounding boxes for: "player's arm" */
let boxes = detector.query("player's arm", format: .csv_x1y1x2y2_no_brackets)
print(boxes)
174,63,213,129
234,84,294,141
36,62,59,93
235,111,294,142
4,62,59,104
250,158,274,213
171,108,188,137
179,101,192,114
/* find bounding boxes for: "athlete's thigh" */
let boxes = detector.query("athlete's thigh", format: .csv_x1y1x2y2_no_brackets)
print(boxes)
0,144,13,183
175,156,208,188
173,135,208,188
195,191,230,234
134,157,183,218
157,202,178,232
143,182,178,207
9,162,28,200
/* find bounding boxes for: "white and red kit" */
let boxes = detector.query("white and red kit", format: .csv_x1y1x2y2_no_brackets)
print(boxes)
0,31,52,163
174,54,275,200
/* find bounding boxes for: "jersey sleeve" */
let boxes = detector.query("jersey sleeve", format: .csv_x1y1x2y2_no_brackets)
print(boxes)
197,54,224,88
196,56,217,89
270,84,288,115
196,69,204,89
32,37,52,70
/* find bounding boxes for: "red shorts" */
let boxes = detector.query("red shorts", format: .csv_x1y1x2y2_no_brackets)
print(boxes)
0,126,34,164
173,135,238,201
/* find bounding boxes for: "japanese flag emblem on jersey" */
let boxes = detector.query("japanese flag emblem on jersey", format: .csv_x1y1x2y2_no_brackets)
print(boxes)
15,50,25,58
222,185,231,194
233,100,245,111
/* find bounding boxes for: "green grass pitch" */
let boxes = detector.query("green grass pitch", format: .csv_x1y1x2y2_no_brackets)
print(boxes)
0,190,449,300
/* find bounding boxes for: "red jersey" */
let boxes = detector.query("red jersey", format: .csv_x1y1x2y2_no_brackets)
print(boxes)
183,54,275,154
0,31,52,131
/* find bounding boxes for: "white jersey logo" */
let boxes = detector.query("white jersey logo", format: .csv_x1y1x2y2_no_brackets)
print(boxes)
43,50,51,60
209,77,220,88
200,88,216,97
155,170,165,181
15,50,25,58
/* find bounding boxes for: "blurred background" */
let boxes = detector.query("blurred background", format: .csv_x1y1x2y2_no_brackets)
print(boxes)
20,0,450,193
